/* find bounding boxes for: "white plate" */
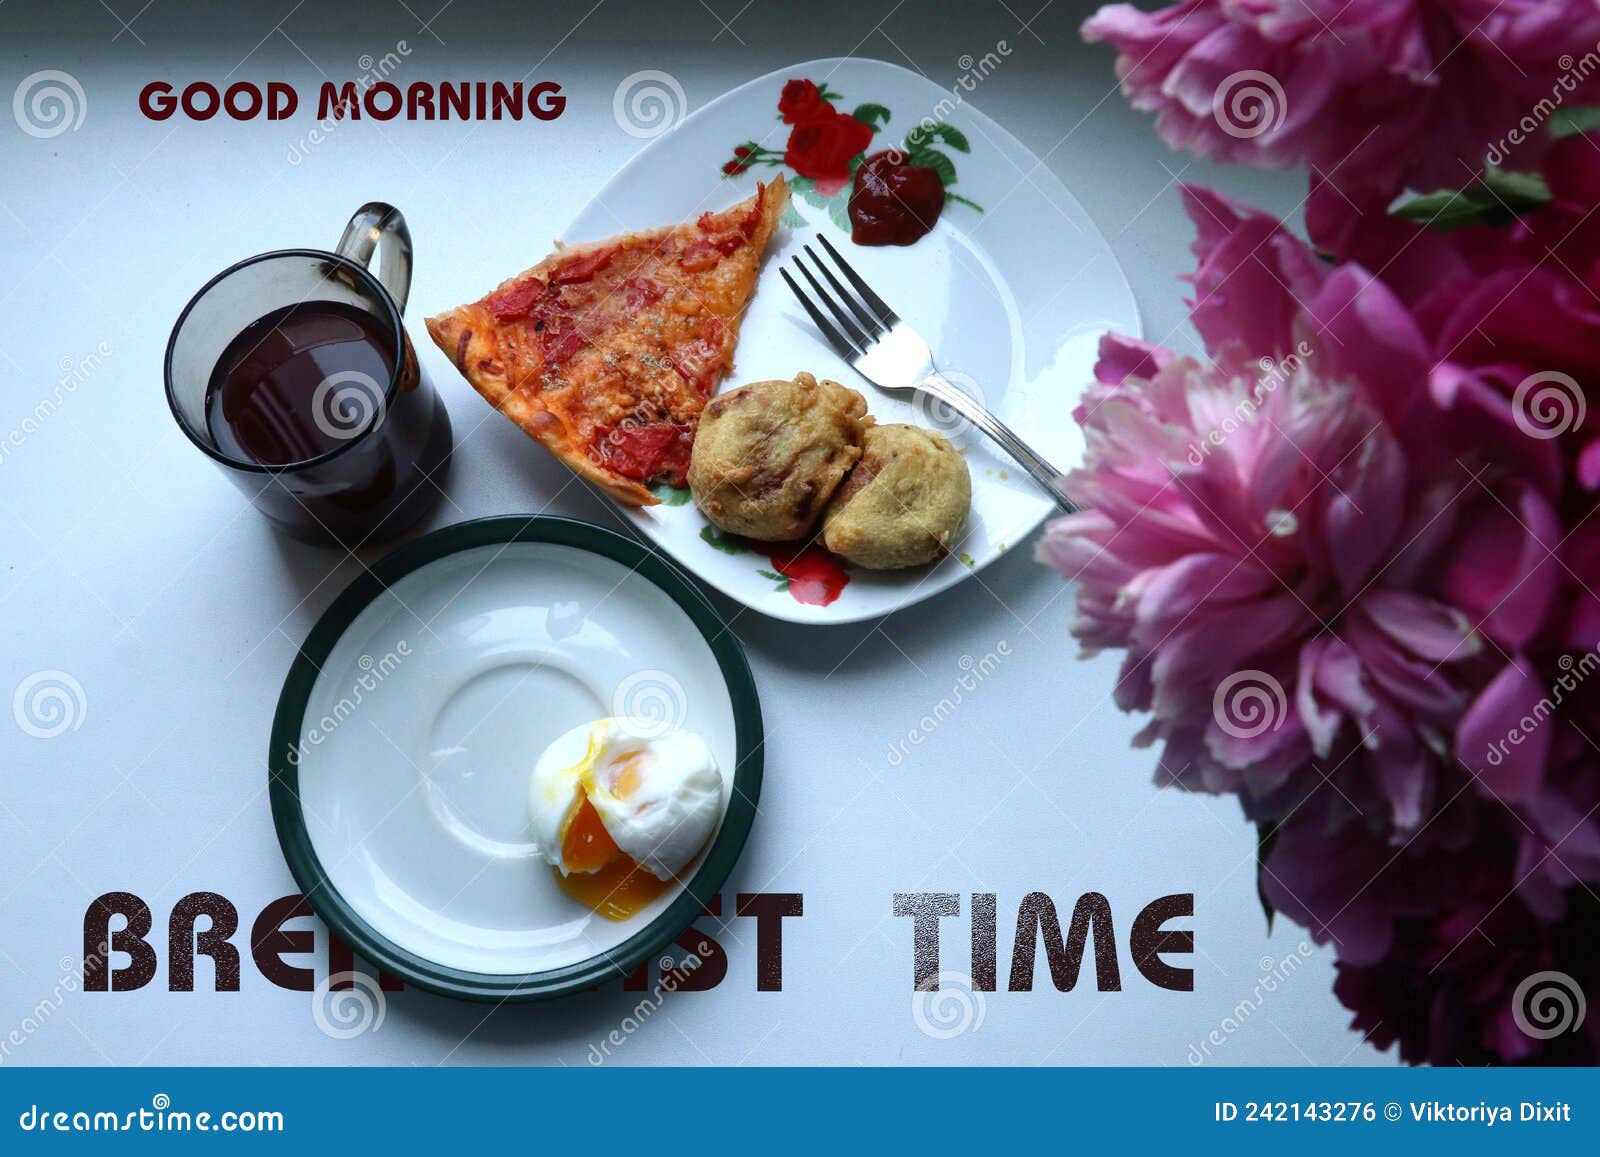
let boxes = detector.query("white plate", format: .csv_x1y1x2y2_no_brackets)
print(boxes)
573,57,1139,623
269,517,762,998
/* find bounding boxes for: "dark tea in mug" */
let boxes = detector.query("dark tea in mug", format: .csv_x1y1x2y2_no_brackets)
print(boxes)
206,301,396,467
166,203,453,549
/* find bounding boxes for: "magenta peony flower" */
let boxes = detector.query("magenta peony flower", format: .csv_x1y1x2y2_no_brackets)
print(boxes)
1041,187,1517,832
1333,907,1600,1066
1067,6,1600,1067
1046,338,1479,832
1083,1,1600,198
1310,132,1600,499
1267,807,1600,1064
1041,182,1600,1063
1305,140,1600,894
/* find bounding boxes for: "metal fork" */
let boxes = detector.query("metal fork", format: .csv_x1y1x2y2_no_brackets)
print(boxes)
780,235,1078,512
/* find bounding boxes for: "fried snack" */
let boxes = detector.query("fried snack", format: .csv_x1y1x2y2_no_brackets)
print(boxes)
822,424,971,568
687,372,869,541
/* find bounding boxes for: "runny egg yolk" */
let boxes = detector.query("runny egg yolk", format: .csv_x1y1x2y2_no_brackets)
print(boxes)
559,793,619,874
555,787,671,921
607,749,647,798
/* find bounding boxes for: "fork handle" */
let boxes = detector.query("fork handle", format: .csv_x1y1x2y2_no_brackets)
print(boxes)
923,373,1080,513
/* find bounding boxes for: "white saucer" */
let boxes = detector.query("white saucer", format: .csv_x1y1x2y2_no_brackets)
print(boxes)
269,517,763,1000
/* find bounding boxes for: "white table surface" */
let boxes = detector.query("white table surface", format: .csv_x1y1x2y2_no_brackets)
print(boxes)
0,0,1390,1066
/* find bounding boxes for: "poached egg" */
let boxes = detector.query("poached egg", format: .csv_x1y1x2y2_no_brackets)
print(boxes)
529,717,723,920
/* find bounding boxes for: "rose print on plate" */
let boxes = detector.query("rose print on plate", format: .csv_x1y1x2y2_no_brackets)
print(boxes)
720,77,982,245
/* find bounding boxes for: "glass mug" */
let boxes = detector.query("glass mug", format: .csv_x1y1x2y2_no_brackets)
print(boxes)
165,203,453,549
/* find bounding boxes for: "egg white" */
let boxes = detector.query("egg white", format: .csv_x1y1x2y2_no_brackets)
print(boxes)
528,717,724,880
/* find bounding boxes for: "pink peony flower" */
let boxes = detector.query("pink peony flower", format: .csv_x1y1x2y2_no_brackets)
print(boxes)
1305,142,1600,887
1041,187,1517,833
1047,342,1492,832
1066,7,1600,1067
1040,183,1600,1062
1267,809,1593,1062
1268,807,1600,1064
1311,133,1600,498
1263,772,1599,1064
1083,1,1600,199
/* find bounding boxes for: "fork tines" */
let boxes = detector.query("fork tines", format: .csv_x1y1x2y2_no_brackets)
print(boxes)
781,234,901,361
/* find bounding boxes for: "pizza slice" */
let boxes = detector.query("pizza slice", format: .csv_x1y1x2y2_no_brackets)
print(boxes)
426,177,789,506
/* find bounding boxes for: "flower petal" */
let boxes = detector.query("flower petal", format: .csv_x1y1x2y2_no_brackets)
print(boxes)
1439,483,1560,648
1455,657,1550,803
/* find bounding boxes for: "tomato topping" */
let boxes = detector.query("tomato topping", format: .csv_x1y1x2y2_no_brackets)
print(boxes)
538,313,586,367
670,317,728,396
486,276,547,322
552,245,616,284
592,421,695,485
623,276,664,310
682,224,753,270
739,191,765,237
678,239,723,272
685,195,763,268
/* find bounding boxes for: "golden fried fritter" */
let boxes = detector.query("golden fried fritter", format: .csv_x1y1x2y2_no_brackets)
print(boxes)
822,424,971,568
688,372,869,541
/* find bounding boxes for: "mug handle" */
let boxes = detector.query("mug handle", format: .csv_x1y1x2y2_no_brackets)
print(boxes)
335,202,412,313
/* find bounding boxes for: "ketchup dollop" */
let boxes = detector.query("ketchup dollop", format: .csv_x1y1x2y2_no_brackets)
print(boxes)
848,150,946,247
